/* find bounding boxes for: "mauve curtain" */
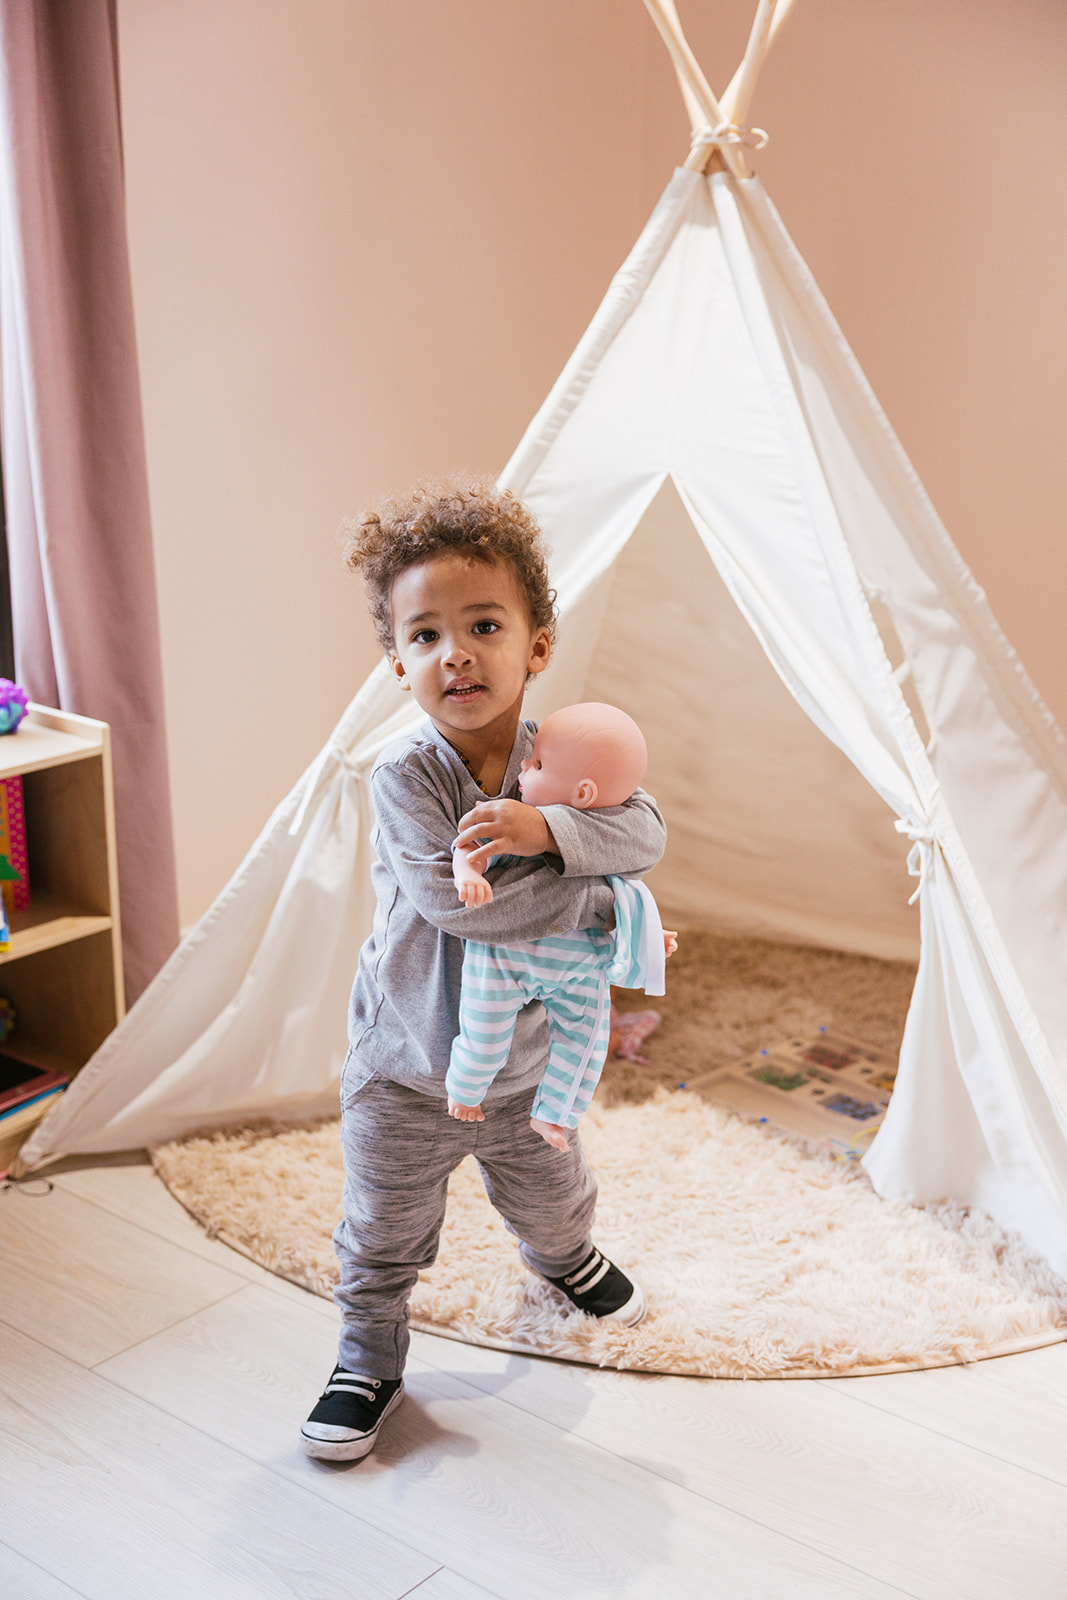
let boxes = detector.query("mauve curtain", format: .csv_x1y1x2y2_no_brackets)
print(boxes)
0,0,179,1003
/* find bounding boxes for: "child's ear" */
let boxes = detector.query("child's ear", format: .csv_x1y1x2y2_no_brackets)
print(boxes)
526,627,551,676
389,653,410,691
572,778,599,809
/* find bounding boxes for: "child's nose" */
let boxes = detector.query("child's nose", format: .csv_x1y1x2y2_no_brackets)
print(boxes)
442,636,473,667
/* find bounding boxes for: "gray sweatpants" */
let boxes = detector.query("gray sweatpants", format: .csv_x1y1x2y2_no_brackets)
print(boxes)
332,1062,599,1378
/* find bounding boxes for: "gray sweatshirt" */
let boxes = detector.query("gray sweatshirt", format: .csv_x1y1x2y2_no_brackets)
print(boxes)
347,717,667,1100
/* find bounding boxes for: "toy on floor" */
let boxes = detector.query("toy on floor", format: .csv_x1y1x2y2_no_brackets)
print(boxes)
448,702,677,1150
608,1006,662,1062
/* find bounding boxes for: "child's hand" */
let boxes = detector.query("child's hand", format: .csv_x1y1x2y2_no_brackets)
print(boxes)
448,1096,485,1123
455,799,558,869
664,930,678,958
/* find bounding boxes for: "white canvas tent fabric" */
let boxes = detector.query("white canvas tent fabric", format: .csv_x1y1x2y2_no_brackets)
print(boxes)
19,168,1067,1277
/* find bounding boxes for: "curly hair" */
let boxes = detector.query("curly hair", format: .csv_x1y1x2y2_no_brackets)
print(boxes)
341,478,557,651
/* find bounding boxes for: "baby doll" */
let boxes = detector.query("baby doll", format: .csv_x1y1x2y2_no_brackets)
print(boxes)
448,702,677,1150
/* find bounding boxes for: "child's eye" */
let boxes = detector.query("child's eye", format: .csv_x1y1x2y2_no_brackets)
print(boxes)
411,628,438,645
472,619,499,635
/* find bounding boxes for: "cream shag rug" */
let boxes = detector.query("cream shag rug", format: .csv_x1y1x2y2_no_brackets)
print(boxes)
152,934,1067,1378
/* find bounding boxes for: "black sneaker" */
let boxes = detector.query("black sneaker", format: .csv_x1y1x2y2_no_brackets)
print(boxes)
300,1366,404,1461
541,1246,647,1326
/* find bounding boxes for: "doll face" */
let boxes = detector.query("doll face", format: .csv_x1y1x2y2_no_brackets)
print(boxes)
518,720,590,809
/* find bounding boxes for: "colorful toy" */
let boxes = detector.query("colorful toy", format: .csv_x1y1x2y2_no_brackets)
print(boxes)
0,680,28,735
0,855,17,952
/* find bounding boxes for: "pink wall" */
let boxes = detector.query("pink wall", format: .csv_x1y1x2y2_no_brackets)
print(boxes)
117,1,1067,925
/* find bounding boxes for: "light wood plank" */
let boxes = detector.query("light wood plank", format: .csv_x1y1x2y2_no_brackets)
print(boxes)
96,1284,911,1600
401,1571,506,1600
49,1159,337,1314
0,1180,248,1365
825,1343,1067,1485
0,1543,86,1600
0,713,100,779
0,1322,437,1600
2,902,113,962
407,1330,1067,1600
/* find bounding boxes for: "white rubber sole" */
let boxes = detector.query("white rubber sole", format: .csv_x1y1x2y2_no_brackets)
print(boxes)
300,1380,405,1462
601,1281,648,1327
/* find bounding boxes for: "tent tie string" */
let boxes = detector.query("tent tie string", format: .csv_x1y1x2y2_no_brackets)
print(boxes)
895,818,936,906
690,121,769,154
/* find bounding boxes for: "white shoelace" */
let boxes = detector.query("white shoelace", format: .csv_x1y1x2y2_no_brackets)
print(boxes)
324,1372,380,1404
565,1250,611,1293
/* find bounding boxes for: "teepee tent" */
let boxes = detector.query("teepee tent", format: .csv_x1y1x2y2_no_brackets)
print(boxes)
18,0,1067,1278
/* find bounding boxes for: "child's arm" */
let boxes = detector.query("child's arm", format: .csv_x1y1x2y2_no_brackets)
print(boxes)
453,789,666,882
373,762,628,944
538,789,666,880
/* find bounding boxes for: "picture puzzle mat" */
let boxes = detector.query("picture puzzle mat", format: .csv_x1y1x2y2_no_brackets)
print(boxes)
685,1030,898,1160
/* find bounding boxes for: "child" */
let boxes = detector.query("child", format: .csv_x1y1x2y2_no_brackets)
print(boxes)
447,701,678,1151
301,481,667,1462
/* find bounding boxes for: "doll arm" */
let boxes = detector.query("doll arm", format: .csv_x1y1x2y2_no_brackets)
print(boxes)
451,838,494,907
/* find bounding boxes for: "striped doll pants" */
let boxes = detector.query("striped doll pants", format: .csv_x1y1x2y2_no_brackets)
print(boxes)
447,929,615,1128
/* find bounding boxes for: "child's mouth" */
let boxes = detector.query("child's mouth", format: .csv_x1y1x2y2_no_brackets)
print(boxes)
446,683,484,701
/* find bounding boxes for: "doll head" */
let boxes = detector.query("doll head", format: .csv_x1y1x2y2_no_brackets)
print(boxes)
518,702,647,810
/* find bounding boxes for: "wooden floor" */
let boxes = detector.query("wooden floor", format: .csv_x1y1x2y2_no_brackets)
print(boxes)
1,1155,1065,1600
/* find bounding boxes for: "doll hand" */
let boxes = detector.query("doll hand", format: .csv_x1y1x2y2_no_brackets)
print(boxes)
452,843,494,906
663,930,678,958
455,800,558,869
448,1096,485,1123
457,876,493,907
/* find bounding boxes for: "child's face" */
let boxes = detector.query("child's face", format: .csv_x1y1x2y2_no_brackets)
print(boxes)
389,553,550,745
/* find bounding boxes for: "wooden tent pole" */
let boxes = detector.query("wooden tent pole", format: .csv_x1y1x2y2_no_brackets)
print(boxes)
723,0,778,129
643,0,802,176
650,0,706,134
642,0,750,180
720,0,800,124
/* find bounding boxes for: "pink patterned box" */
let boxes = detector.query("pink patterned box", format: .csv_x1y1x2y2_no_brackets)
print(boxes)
0,776,30,915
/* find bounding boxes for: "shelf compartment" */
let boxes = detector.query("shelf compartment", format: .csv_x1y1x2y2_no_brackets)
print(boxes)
0,931,122,1069
2,897,114,961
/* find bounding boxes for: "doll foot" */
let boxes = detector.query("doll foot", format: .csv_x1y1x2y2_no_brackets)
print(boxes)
448,1099,484,1123
530,1116,569,1151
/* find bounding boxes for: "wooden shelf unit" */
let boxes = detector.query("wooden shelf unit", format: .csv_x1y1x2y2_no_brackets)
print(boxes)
0,705,124,1172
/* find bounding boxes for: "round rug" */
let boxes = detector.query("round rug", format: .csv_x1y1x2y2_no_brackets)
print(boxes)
151,1087,1067,1378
